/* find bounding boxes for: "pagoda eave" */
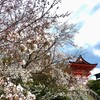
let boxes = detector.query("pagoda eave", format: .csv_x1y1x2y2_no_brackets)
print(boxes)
70,63,97,71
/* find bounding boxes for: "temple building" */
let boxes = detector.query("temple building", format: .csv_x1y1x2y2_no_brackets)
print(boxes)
94,73,100,80
69,55,97,84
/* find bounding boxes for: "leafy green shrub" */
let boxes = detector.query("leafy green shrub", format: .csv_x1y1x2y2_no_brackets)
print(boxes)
11,76,23,85
96,89,100,96
24,73,69,100
51,96,69,100
87,80,100,96
0,89,5,96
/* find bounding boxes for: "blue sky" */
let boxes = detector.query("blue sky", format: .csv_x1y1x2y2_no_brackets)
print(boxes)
57,0,100,75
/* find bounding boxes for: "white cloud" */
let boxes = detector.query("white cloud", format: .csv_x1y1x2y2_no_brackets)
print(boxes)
90,67,100,75
74,9,100,47
85,0,100,11
56,0,100,48
88,67,100,80
93,49,100,57
59,0,100,47
59,0,100,13
56,0,86,23
58,0,84,13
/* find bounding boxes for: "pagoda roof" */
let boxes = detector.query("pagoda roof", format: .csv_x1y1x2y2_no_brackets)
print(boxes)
69,55,97,65
70,64,96,70
69,55,97,77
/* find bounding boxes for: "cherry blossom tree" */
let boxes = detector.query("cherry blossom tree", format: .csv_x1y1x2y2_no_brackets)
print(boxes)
0,0,78,99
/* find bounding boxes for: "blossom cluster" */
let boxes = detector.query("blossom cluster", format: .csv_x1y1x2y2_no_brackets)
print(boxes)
0,76,36,100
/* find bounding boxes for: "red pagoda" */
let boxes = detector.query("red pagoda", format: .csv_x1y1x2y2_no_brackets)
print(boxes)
69,55,97,84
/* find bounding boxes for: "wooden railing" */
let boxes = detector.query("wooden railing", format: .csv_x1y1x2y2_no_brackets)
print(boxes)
87,89,100,100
